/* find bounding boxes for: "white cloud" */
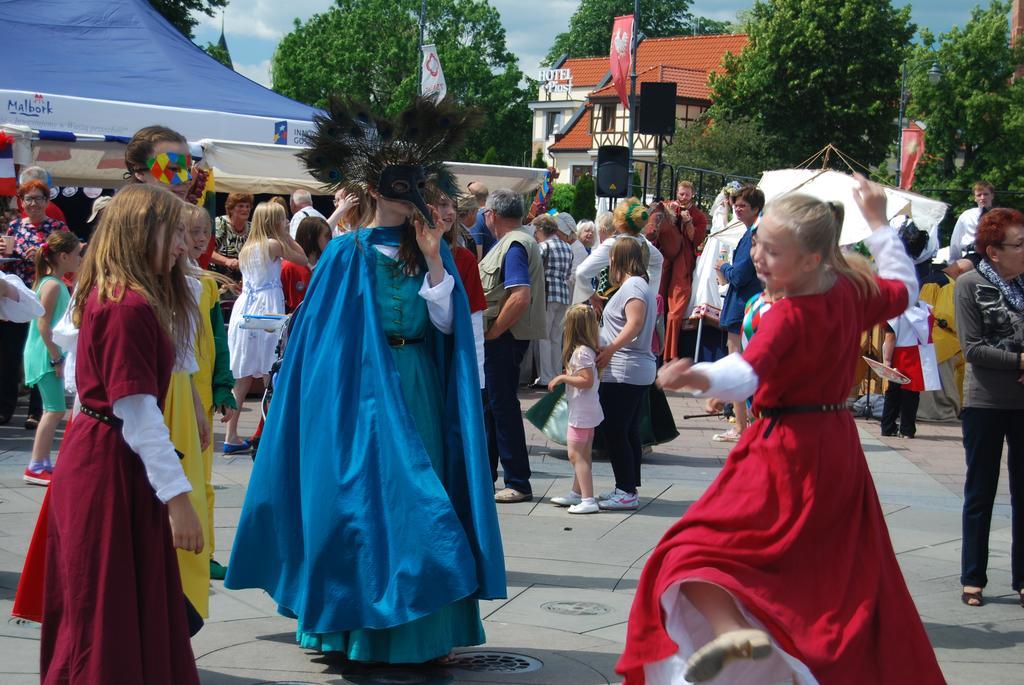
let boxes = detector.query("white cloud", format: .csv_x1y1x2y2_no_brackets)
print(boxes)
194,0,331,41
234,59,273,88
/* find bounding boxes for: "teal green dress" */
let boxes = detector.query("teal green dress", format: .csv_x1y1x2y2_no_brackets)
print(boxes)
23,276,70,385
295,248,485,663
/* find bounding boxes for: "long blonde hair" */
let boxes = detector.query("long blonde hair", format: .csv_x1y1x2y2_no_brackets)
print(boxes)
764,194,879,297
182,203,233,286
239,202,286,272
561,304,600,372
72,185,197,350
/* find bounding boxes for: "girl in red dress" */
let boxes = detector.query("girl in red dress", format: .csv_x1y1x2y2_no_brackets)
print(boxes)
40,184,204,684
618,175,946,684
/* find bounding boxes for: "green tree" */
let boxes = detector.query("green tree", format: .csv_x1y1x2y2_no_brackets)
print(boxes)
691,17,732,35
572,174,597,220
709,0,915,168
544,0,694,65
203,42,233,69
550,183,577,213
272,0,532,165
532,148,548,168
906,1,1024,194
149,0,227,39
665,117,786,178
480,146,500,165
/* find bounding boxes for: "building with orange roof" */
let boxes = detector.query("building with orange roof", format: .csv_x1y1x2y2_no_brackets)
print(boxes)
529,34,748,187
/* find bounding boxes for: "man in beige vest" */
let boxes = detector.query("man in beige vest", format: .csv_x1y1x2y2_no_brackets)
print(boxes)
478,189,546,503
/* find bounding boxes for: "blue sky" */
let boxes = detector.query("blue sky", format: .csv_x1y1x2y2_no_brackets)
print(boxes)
192,1,976,89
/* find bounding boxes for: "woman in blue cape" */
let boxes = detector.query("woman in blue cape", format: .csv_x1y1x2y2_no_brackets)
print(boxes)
224,97,506,664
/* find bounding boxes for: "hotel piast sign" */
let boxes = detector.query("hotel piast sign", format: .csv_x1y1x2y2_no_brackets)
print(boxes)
538,68,572,93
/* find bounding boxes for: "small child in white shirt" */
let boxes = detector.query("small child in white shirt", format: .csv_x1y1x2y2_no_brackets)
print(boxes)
549,304,604,514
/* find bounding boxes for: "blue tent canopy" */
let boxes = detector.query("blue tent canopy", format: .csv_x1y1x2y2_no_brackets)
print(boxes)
1,0,318,143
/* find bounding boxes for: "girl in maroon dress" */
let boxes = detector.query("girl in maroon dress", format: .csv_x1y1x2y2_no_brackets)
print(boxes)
40,184,204,684
618,175,946,684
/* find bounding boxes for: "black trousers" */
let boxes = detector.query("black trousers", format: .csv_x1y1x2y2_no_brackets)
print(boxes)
881,383,919,437
597,382,647,495
960,407,1024,592
0,320,41,419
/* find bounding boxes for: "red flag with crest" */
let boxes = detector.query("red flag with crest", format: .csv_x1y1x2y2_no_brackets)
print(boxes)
610,15,634,110
900,122,925,190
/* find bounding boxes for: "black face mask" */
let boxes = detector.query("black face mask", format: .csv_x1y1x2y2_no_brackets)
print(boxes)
378,164,433,227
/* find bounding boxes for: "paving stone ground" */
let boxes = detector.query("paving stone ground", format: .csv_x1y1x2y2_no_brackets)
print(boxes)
1,388,1021,684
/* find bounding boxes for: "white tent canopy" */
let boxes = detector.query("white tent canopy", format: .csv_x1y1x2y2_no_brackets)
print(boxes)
3,125,547,196
758,169,949,246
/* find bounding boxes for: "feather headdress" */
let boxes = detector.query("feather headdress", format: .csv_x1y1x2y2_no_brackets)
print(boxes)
299,95,480,198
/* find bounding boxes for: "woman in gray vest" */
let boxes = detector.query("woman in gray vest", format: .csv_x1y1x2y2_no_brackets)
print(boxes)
595,209,658,511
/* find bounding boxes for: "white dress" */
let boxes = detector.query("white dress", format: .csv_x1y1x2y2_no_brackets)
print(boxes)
228,252,285,379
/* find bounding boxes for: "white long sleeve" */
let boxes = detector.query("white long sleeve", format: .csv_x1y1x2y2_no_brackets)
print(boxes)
573,235,664,304
948,208,980,262
112,394,192,503
574,237,614,303
0,273,44,322
863,225,919,304
690,353,760,402
418,270,455,334
644,235,664,294
471,310,485,389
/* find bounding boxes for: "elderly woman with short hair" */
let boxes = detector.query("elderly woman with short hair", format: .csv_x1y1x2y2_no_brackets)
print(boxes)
211,192,254,284
956,208,1024,610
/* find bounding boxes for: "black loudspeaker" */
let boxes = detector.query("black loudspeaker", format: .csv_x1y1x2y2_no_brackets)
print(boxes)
596,145,630,198
638,82,677,136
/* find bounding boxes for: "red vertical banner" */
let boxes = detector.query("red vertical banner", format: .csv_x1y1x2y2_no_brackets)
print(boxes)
900,122,925,190
0,132,16,196
610,14,634,111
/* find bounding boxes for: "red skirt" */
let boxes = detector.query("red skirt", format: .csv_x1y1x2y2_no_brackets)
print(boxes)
39,415,199,685
617,412,946,684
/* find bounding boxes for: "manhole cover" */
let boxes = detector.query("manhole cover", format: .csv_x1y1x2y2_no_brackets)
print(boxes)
447,651,542,673
541,600,613,616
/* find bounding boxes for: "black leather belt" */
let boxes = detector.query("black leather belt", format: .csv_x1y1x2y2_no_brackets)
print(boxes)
387,335,424,347
80,403,185,460
755,403,848,437
80,404,122,427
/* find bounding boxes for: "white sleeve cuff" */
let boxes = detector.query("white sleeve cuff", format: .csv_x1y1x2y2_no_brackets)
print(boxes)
53,303,80,394
691,353,759,402
112,394,192,503
0,273,44,322
419,271,455,335
863,225,918,304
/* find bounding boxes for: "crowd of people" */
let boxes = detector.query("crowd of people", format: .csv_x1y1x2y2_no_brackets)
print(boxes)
0,92,1020,684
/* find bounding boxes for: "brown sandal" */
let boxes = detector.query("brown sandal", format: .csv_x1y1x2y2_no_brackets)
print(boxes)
960,589,983,607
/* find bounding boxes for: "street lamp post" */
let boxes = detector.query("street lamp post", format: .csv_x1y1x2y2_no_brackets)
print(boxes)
895,58,942,187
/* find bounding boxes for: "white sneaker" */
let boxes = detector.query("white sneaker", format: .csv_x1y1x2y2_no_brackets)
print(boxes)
568,499,600,514
551,491,582,507
597,487,635,501
598,489,639,510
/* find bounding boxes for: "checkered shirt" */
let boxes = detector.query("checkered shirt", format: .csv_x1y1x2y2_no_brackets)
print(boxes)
539,238,573,305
